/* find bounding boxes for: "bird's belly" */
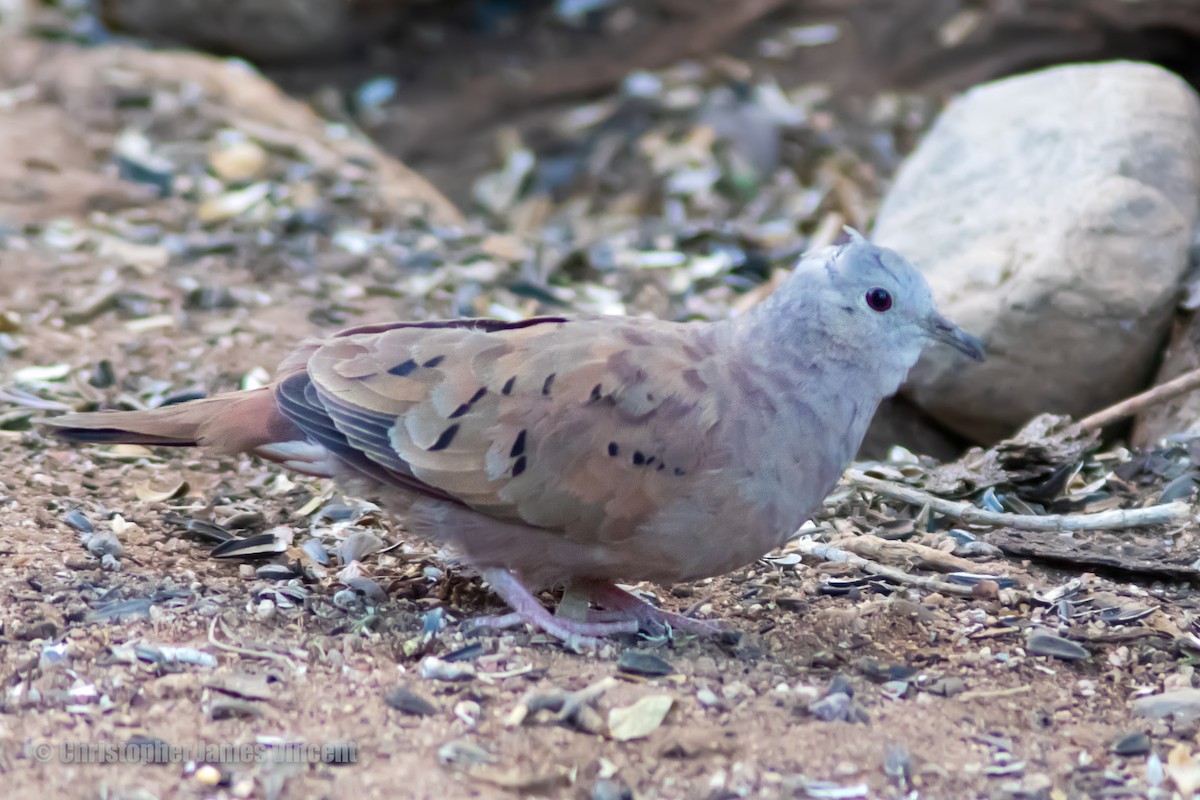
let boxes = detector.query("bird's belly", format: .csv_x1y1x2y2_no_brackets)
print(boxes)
420,476,812,588
614,488,797,584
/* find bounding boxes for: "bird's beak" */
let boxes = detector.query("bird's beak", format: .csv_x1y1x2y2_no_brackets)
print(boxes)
924,312,985,361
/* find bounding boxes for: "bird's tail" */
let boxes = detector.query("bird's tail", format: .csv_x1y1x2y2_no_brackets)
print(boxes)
41,388,300,454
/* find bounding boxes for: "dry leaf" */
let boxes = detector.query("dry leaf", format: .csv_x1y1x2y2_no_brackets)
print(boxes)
607,694,674,741
134,477,189,503
1167,744,1200,795
109,514,139,536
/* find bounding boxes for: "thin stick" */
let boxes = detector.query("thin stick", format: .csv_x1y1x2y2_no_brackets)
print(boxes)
791,538,979,596
1071,365,1200,435
835,533,1008,576
846,470,1192,531
957,686,1031,701
207,614,296,668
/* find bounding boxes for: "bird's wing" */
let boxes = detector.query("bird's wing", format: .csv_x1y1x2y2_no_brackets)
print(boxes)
280,316,727,542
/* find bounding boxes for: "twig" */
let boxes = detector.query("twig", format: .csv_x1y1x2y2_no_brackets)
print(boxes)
968,628,1021,640
505,676,616,728
1066,628,1168,644
0,387,72,411
1070,365,1200,435
791,538,979,596
835,533,1008,575
957,686,1031,701
207,614,296,668
846,470,1192,531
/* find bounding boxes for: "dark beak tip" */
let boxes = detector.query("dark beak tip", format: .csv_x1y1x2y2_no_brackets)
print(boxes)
929,315,985,362
956,336,986,362
960,335,986,362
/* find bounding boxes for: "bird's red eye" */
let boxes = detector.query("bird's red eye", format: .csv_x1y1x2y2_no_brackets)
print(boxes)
865,287,892,312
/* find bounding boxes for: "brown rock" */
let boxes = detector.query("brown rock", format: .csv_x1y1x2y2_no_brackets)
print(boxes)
0,104,155,227
971,580,1000,601
0,38,460,228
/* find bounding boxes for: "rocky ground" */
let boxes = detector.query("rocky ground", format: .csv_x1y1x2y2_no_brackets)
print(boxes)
2,9,1200,800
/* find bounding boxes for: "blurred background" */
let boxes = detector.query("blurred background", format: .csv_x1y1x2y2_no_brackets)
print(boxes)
4,0,1200,458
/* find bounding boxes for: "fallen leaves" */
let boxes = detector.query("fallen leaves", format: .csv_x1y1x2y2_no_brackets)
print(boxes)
607,694,675,741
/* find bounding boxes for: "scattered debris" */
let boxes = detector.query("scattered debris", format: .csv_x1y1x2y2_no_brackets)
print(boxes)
607,694,674,741
616,650,675,677
420,656,476,682
1025,630,1090,661
1133,689,1200,723
384,686,438,717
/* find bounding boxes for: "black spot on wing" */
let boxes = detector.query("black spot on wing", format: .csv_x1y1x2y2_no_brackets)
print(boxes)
334,316,570,338
502,376,516,395
512,456,527,476
449,387,488,419
608,442,619,457
275,373,461,505
422,355,445,368
388,359,418,377
428,424,460,451
542,373,556,396
510,430,526,458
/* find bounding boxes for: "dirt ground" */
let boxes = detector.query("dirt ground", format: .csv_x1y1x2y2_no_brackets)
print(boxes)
1,13,1199,800
2,229,1197,800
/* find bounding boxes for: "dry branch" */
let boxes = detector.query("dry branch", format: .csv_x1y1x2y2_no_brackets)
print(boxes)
846,470,1192,531
1070,365,1200,435
835,533,1006,575
791,538,979,596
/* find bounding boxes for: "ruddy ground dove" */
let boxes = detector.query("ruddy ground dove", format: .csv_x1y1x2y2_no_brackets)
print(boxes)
44,230,983,645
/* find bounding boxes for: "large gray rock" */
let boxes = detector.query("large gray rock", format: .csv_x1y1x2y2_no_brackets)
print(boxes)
873,61,1200,443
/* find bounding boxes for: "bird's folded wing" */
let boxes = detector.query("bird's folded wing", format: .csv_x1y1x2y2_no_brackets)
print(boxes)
284,316,725,541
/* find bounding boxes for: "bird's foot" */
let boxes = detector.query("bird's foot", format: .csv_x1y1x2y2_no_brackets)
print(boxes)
466,569,639,649
586,582,724,636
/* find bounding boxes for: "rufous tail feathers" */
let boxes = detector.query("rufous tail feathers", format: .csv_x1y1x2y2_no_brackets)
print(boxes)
42,388,301,454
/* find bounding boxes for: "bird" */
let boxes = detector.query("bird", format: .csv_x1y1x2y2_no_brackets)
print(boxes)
42,229,983,646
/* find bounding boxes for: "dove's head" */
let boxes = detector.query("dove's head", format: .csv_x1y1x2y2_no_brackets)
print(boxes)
758,227,984,378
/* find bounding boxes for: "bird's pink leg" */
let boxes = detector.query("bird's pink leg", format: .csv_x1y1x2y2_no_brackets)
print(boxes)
586,582,724,635
466,568,639,647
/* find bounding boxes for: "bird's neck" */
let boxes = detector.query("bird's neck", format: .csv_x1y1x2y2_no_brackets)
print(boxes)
728,295,907,469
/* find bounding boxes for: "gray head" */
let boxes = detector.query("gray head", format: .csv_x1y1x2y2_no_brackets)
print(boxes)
749,227,984,373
